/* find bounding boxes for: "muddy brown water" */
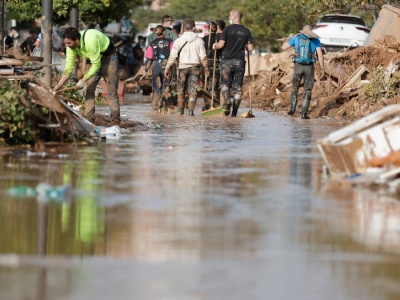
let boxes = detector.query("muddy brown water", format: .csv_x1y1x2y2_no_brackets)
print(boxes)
1,94,400,300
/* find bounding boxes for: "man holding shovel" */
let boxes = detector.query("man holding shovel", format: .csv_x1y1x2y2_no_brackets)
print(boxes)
212,10,254,117
164,19,209,116
52,27,120,123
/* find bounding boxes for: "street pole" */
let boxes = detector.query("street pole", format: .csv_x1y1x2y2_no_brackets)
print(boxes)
70,7,78,29
70,7,78,78
0,0,4,51
42,0,53,87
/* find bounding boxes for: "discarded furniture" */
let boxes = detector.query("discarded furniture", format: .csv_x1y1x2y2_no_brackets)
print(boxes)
318,104,400,177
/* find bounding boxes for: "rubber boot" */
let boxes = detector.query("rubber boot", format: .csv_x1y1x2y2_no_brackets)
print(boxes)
287,93,297,116
202,105,210,112
224,100,232,116
177,94,185,115
188,97,196,116
110,113,120,124
301,91,311,119
84,99,95,116
202,98,210,111
153,94,163,111
231,96,241,117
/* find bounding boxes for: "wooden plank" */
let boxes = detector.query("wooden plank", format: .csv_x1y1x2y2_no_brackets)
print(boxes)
28,83,66,114
0,58,24,66
0,74,35,80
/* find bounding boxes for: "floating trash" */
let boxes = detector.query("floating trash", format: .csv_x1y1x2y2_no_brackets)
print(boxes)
7,183,72,202
92,125,122,139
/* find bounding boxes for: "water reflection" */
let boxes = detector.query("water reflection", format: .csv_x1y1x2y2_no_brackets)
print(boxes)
289,121,312,187
1,101,400,299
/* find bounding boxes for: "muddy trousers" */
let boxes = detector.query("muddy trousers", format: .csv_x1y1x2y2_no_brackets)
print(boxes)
289,63,314,119
85,52,120,121
220,59,245,114
301,91,311,119
288,63,314,119
151,63,168,110
177,66,201,116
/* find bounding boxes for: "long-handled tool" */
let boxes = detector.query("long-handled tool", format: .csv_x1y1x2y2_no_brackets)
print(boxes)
202,49,226,117
204,25,212,91
241,49,255,118
56,85,82,94
123,65,146,83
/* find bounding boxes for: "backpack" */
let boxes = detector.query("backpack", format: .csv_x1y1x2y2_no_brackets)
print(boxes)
294,35,314,65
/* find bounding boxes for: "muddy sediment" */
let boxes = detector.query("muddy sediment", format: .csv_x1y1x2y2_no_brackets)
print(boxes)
246,46,400,121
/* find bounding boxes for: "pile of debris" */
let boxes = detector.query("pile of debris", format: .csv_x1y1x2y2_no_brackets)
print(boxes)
0,49,140,145
317,104,400,194
0,46,46,80
251,43,400,120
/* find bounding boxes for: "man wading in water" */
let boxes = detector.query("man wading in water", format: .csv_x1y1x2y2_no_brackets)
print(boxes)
164,19,209,116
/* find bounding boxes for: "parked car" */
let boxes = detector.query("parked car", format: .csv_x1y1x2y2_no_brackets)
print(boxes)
313,14,370,51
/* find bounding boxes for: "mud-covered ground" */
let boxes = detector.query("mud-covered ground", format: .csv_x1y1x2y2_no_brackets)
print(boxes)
250,46,400,121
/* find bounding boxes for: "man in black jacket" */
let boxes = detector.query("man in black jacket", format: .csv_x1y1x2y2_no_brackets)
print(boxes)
213,10,254,117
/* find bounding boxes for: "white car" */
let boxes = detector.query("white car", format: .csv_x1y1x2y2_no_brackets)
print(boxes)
312,14,370,51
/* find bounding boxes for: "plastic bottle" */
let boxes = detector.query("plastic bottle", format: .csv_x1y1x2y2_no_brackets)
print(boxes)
8,186,36,197
35,183,72,202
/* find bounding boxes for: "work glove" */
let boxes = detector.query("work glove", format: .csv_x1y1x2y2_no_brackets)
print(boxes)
75,79,86,89
212,43,217,50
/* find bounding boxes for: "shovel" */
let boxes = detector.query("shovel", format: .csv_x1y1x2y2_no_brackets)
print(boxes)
202,49,226,117
241,49,255,118
124,65,146,83
56,85,82,94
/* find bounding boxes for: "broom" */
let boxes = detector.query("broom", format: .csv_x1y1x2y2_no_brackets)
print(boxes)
202,48,226,117
241,48,255,118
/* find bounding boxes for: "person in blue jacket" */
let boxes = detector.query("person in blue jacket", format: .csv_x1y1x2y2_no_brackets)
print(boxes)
281,25,324,119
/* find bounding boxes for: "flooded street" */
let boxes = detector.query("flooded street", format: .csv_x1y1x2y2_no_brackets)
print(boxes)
1,93,400,300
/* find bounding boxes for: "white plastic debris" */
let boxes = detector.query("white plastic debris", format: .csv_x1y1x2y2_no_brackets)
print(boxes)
36,183,72,202
92,125,122,139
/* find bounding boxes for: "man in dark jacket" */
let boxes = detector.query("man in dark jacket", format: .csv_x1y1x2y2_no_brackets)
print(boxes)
213,10,254,117
20,29,38,55
147,15,178,45
4,27,19,50
145,25,174,111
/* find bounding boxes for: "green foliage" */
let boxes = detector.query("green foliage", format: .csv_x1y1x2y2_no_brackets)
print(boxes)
364,67,400,103
243,0,312,51
0,80,35,144
132,0,313,51
132,0,234,32
5,0,142,27
95,95,106,106
311,0,400,25
59,80,85,104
